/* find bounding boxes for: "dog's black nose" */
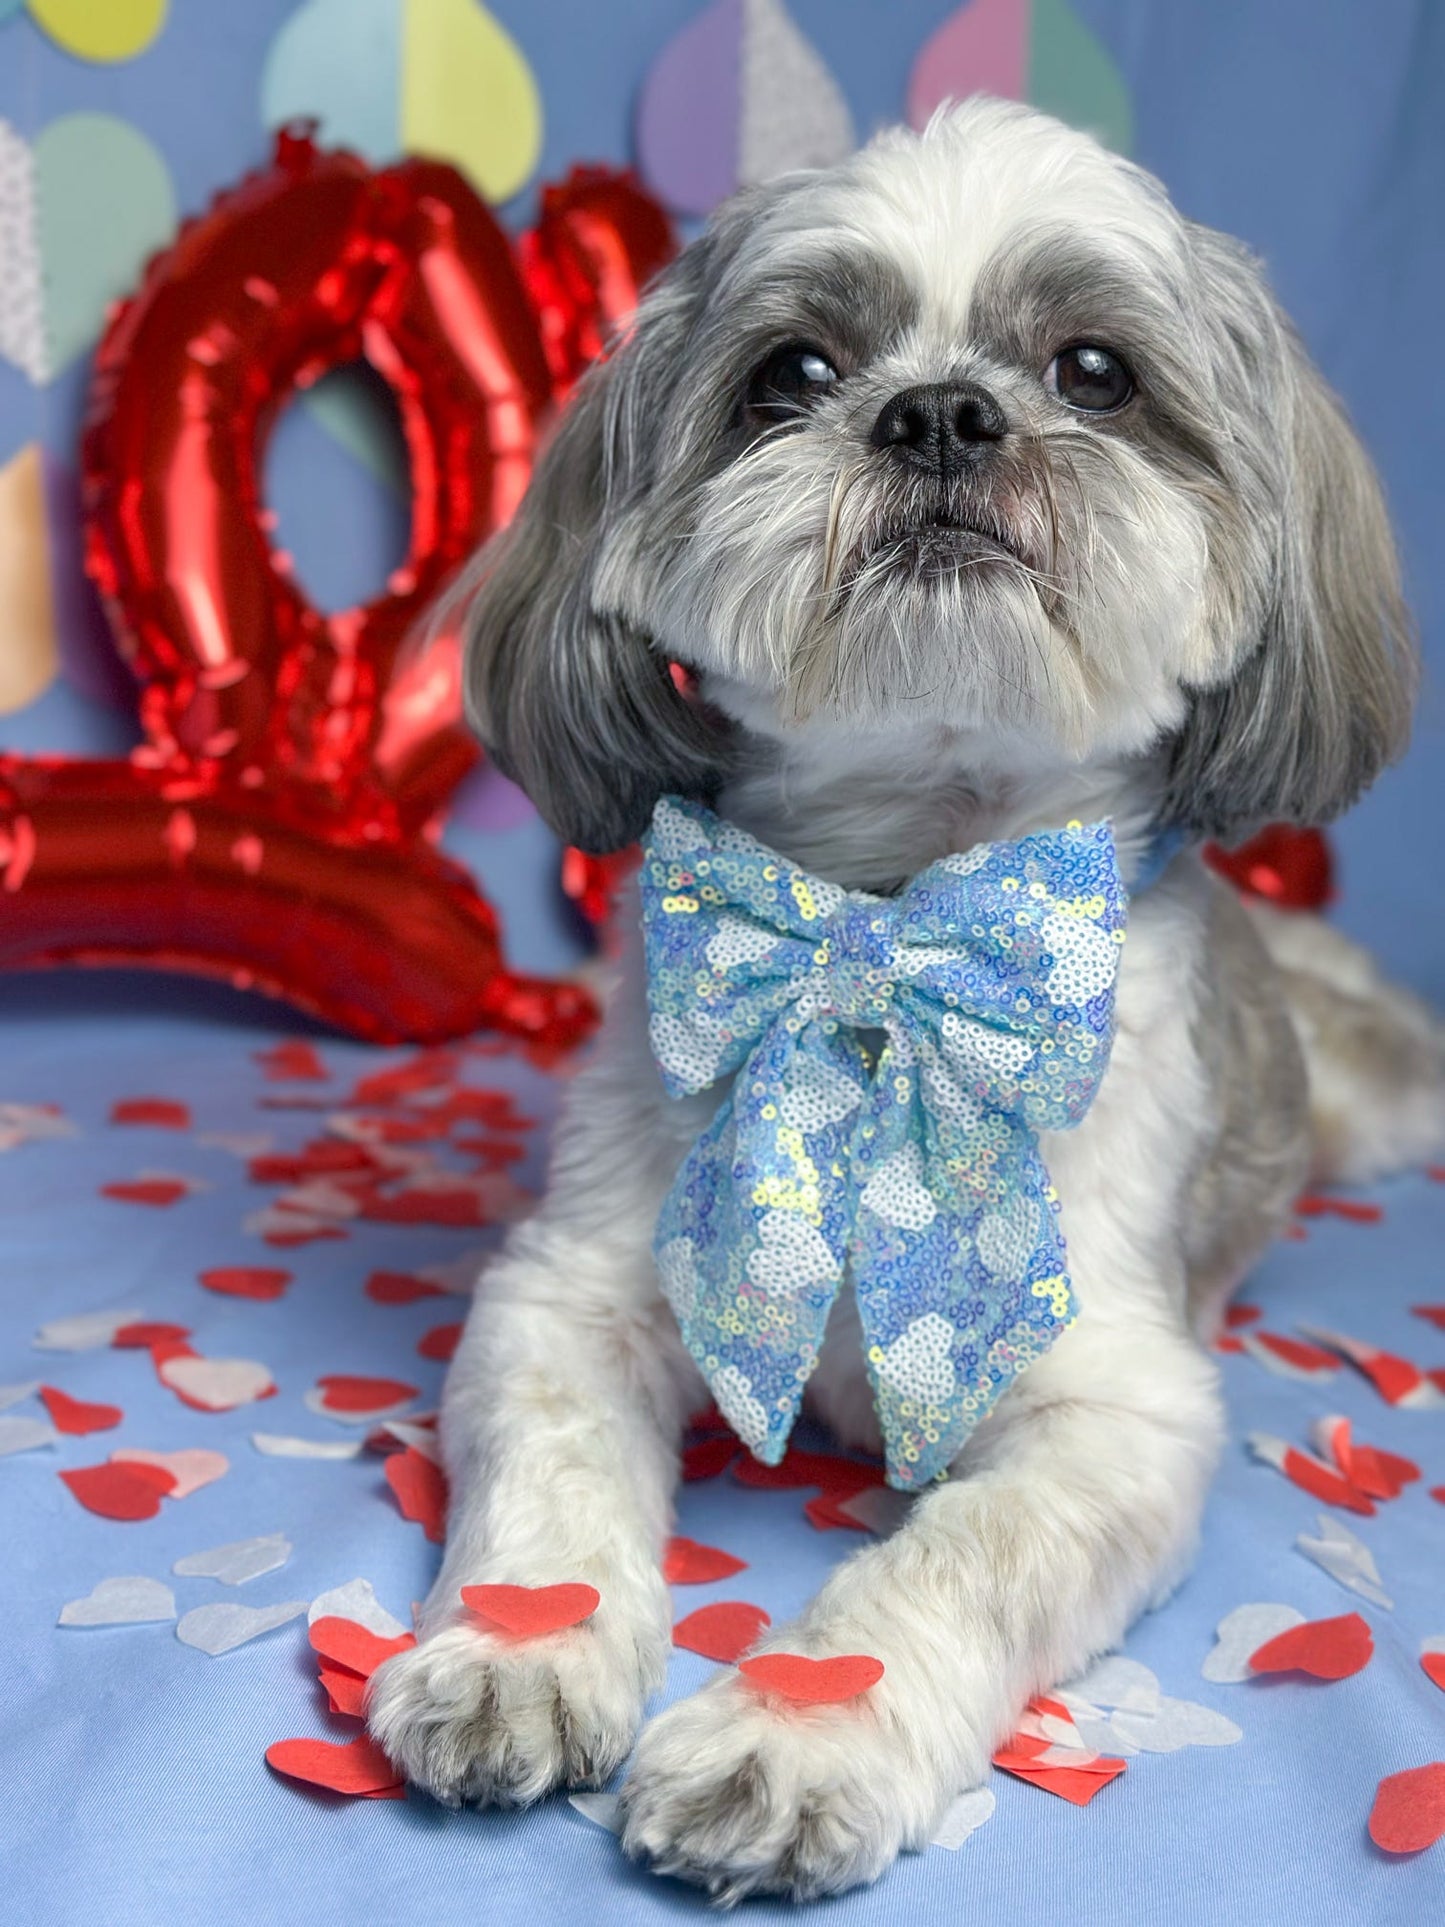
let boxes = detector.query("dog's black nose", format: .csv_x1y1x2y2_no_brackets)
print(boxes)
870,382,1008,470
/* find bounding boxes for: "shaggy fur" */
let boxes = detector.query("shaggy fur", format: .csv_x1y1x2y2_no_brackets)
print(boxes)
368,100,1438,1901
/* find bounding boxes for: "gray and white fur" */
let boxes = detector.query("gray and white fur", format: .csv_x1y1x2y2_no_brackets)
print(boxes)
369,99,1439,1901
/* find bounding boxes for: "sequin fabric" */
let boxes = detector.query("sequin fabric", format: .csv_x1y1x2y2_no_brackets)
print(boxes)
641,797,1130,1490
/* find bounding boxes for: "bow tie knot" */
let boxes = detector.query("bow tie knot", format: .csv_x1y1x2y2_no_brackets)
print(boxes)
642,797,1130,1488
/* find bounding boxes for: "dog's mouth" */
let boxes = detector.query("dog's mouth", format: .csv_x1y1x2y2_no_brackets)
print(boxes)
844,511,1027,592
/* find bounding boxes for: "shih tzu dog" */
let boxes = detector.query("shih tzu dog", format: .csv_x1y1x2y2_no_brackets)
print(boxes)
369,98,1439,1899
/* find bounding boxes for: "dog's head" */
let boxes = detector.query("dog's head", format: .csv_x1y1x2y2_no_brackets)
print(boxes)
462,98,1413,852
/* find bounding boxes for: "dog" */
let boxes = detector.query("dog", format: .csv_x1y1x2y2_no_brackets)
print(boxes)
369,97,1441,1900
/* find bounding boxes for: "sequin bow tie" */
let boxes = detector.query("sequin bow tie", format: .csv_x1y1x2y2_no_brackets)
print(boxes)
641,796,1130,1490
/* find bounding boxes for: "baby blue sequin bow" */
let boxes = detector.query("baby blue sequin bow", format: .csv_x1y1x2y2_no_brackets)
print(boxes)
641,796,1130,1491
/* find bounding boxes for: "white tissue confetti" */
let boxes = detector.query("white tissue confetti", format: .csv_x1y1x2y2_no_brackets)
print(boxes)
0,1103,76,1151
196,1131,274,1158
568,1792,623,1833
59,1576,176,1627
416,1249,488,1294
1296,1512,1393,1609
1110,1697,1243,1752
1202,1603,1307,1683
0,1416,59,1456
930,1786,996,1849
251,1432,362,1460
834,1486,914,1535
33,1308,142,1352
158,1354,275,1410
307,1578,409,1638
370,1420,442,1462
173,1533,291,1586
176,1600,308,1655
0,1381,39,1413
1062,1654,1161,1715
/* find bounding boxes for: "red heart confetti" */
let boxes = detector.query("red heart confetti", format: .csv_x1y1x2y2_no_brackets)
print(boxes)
39,1386,122,1435
994,1752,1127,1806
356,1186,487,1228
1214,1335,1245,1355
461,1582,600,1636
112,1446,227,1498
384,1447,448,1542
200,1266,292,1301
1294,1192,1382,1224
60,1460,176,1520
1249,1612,1374,1680
1431,1487,1445,1505
265,1734,404,1798
259,1217,347,1249
1368,1763,1445,1854
111,1098,192,1129
1287,1453,1373,1514
100,1178,189,1207
681,1434,739,1481
365,1271,446,1304
322,1663,377,1718
1245,1331,1340,1376
1421,1654,1445,1694
738,1652,884,1704
316,1374,419,1414
308,1617,416,1678
1248,1433,1374,1514
731,1445,880,1495
1315,1416,1420,1501
416,1323,462,1363
672,1601,770,1663
112,1321,191,1350
1225,1303,1262,1328
249,1140,377,1183
1299,1325,1434,1407
662,1536,748,1585
319,1666,369,1719
255,1042,329,1082
1411,1304,1445,1330
348,1051,460,1106
1340,1346,1425,1406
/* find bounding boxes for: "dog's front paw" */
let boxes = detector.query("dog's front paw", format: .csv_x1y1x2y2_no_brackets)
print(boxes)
620,1670,941,1902
368,1617,653,1809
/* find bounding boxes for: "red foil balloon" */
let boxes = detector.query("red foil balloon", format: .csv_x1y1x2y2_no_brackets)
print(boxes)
0,131,673,1046
1204,825,1335,911
520,164,675,395
523,166,675,943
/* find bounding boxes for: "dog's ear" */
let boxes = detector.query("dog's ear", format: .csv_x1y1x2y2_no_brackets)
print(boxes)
1161,229,1415,839
459,246,729,854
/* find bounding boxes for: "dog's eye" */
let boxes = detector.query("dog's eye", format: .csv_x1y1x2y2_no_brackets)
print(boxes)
1045,345,1133,413
746,343,840,415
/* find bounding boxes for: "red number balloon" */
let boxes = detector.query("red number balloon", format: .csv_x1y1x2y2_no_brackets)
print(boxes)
0,132,673,1046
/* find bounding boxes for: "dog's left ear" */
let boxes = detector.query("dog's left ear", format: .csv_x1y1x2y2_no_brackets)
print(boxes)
1161,228,1415,839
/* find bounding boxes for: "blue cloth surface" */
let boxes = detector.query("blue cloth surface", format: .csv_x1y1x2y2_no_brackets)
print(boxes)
2,951,1444,1927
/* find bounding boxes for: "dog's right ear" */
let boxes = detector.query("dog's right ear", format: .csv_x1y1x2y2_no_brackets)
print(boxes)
459,245,728,855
